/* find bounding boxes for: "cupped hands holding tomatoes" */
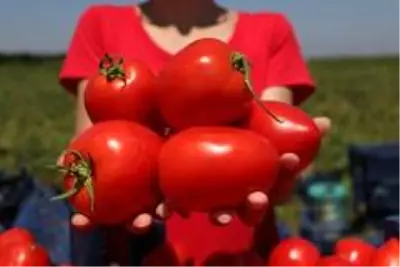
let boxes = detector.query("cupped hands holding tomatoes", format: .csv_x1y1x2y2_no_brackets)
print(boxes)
55,38,331,234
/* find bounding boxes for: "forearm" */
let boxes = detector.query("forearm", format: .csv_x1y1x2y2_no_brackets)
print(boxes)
73,80,93,139
260,86,293,105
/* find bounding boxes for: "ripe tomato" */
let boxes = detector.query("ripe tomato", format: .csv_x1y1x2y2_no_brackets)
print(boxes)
267,237,320,266
0,228,35,248
0,243,51,266
158,127,280,212
57,121,163,225
370,238,399,266
316,255,350,266
85,54,158,128
157,38,259,130
244,101,321,173
244,101,321,203
334,237,375,266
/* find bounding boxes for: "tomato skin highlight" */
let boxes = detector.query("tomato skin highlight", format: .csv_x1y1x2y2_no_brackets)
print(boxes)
267,237,321,266
62,121,163,225
334,237,376,266
157,38,253,130
0,228,51,266
85,56,158,128
158,126,280,212
0,244,51,266
0,228,35,248
370,238,400,266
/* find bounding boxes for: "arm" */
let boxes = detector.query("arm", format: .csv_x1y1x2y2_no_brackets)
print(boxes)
58,6,104,139
263,14,315,105
260,86,293,105
74,80,93,138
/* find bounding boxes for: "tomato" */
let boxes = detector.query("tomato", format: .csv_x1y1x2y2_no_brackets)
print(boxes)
243,101,321,203
370,238,400,266
157,38,260,130
267,237,320,266
0,243,51,266
158,127,280,212
244,101,321,173
334,237,375,266
316,255,350,266
85,54,158,128
0,228,35,248
57,120,163,225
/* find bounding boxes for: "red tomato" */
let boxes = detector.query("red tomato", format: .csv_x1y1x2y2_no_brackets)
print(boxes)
0,228,35,248
157,38,257,130
370,238,400,266
58,121,163,225
244,101,321,173
334,237,375,266
316,255,350,266
85,54,158,128
158,127,280,212
0,244,51,266
244,101,321,203
267,237,320,266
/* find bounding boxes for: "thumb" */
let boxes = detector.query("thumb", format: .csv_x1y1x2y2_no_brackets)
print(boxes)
313,116,331,137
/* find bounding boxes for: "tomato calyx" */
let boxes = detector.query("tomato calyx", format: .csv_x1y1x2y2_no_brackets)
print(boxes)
51,150,95,212
99,53,127,86
231,52,283,123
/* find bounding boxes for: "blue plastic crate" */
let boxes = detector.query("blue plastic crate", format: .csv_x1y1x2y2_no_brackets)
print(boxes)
381,215,400,241
348,142,399,219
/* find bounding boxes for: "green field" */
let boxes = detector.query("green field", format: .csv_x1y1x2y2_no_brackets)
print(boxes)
0,55,398,183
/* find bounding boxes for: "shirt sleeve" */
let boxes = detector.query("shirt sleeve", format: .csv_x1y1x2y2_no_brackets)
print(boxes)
59,6,105,95
264,14,315,105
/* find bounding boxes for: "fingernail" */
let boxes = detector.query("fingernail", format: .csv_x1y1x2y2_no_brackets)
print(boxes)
217,214,233,225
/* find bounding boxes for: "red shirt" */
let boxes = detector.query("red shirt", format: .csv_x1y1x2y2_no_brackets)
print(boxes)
59,4,315,265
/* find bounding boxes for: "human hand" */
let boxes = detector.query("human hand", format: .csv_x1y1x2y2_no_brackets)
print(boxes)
69,117,331,232
269,116,331,205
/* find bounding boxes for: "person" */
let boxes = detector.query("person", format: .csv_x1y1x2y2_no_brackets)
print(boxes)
59,0,331,265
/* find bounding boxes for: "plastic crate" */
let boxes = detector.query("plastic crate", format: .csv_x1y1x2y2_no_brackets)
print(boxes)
348,142,399,220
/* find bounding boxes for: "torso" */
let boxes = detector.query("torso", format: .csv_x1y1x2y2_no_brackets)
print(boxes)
93,5,281,265
96,5,279,95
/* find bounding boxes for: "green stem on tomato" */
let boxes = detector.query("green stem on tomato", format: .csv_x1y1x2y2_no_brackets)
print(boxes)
50,150,95,212
231,52,283,123
99,54,127,87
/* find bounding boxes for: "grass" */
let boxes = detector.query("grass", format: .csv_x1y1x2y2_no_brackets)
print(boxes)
0,54,398,229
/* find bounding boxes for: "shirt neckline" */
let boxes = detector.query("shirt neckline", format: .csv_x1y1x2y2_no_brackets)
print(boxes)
129,6,244,61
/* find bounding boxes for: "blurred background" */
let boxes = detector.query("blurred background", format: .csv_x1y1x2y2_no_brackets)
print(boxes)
0,0,398,254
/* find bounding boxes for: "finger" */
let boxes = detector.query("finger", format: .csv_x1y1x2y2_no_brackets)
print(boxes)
155,203,172,219
57,153,65,167
313,116,331,137
209,211,234,226
268,163,300,205
279,153,300,170
71,213,95,232
237,191,269,225
126,213,152,234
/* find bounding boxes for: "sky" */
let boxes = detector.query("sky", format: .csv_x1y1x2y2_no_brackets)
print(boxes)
0,0,398,57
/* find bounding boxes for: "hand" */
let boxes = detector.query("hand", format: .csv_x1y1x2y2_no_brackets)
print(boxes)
269,116,331,205
70,117,331,232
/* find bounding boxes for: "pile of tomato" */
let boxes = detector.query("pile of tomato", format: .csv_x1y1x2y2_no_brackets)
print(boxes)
0,38,398,266
268,236,399,266
0,228,51,266
54,38,322,226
